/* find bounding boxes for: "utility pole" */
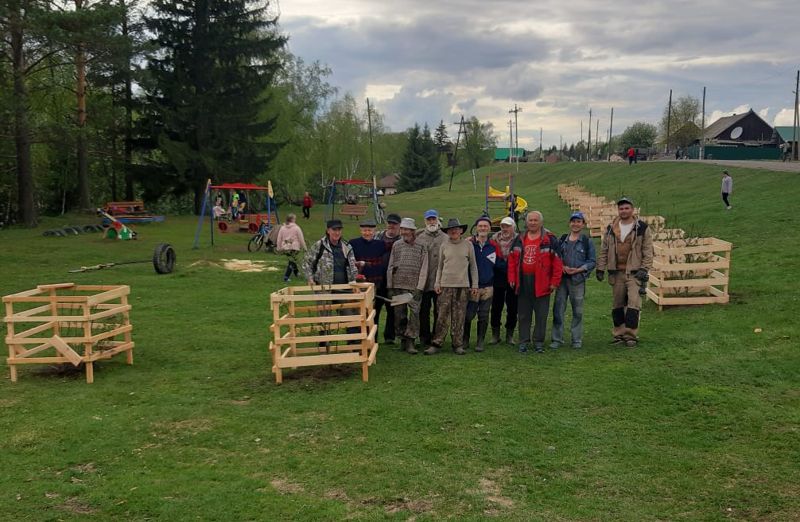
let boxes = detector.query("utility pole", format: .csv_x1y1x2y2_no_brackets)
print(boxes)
701,87,706,160
608,107,614,161
667,89,673,155
509,104,522,172
448,115,467,191
595,119,599,160
539,127,543,161
587,108,592,162
794,70,799,161
366,98,375,179
580,120,583,161
508,119,513,164
559,135,563,159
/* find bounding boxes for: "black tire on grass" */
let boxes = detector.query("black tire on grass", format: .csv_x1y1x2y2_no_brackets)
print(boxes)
62,226,80,235
152,243,176,274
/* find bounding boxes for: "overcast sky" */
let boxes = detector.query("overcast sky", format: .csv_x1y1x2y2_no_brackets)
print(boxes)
279,0,800,148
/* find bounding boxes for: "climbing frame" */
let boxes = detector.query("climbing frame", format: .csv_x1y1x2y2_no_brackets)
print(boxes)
269,283,379,384
3,283,134,383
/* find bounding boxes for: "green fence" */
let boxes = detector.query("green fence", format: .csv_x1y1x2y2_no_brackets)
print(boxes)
686,145,781,160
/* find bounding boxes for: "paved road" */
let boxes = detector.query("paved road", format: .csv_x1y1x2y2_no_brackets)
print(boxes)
657,159,800,173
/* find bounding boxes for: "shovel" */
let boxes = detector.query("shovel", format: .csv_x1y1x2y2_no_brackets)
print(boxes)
375,292,414,306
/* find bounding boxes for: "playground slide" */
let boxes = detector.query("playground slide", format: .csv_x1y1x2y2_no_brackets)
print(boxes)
488,186,528,213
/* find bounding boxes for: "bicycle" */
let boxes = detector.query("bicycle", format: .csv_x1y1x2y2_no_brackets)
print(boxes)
247,221,275,253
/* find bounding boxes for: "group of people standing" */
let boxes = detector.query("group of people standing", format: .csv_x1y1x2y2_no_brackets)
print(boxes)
298,196,654,353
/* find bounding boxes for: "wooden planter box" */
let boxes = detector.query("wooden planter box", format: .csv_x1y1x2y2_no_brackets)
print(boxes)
646,238,732,310
3,283,134,383
269,283,379,384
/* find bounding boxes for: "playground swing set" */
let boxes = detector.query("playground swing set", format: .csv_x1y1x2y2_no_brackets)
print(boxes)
192,179,280,249
484,173,528,229
326,177,383,224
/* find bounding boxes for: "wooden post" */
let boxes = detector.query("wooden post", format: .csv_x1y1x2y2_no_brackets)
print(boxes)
83,302,93,383
5,301,17,382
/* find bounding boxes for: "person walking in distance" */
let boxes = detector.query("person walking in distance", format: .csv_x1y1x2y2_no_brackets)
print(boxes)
302,192,313,219
427,218,478,356
464,215,498,352
627,146,635,166
550,212,595,349
507,211,563,354
275,213,307,282
490,216,518,345
721,170,733,209
415,209,448,346
386,218,428,354
596,197,654,347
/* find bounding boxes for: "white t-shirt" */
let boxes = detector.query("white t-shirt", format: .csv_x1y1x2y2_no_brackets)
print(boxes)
619,222,634,242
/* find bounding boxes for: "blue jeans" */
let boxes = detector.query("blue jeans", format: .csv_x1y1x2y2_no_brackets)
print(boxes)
551,277,586,346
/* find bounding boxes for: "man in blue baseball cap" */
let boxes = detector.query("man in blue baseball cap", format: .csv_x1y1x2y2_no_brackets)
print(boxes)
415,209,447,346
550,211,596,349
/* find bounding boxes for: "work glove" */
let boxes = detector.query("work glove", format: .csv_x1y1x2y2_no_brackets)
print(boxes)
635,268,649,282
595,270,605,282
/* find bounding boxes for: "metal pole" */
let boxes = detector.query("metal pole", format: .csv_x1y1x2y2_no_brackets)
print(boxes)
700,87,706,159
366,98,375,178
794,71,799,161
448,116,464,191
667,89,673,154
608,107,614,161
588,109,592,161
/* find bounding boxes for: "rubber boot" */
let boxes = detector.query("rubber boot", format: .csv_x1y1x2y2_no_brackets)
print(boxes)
475,321,488,352
490,326,501,345
402,337,418,354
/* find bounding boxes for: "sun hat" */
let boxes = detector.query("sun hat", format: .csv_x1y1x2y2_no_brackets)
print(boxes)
441,218,468,233
399,217,416,230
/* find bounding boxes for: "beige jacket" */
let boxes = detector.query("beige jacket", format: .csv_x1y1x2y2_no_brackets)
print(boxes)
597,217,654,273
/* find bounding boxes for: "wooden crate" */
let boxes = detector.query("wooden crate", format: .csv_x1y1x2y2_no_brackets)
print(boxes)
646,238,732,310
3,283,134,383
269,283,379,384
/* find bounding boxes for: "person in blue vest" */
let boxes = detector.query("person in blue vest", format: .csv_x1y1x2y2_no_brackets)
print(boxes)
349,218,388,335
463,215,498,352
550,211,596,349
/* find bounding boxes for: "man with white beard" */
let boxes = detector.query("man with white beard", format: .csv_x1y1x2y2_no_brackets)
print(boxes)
415,209,448,346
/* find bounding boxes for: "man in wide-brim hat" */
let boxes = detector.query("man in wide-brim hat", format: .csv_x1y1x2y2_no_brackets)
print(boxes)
426,218,478,355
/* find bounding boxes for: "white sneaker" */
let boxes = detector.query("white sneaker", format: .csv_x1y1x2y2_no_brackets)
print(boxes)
726,206,732,210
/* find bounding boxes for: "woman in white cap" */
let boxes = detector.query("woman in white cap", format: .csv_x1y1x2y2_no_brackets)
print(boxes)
489,216,518,344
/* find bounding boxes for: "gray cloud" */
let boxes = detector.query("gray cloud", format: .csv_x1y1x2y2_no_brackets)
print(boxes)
280,0,800,144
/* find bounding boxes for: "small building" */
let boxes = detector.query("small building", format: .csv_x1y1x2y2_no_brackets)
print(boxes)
774,126,798,156
494,147,527,162
688,109,781,160
377,173,400,196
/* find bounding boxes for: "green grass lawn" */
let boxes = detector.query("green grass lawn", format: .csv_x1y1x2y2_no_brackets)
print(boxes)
1,162,798,520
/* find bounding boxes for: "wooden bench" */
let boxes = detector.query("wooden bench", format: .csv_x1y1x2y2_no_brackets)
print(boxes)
340,204,368,218
105,201,146,215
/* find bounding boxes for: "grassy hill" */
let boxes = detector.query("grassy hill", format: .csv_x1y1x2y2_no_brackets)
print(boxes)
0,161,798,520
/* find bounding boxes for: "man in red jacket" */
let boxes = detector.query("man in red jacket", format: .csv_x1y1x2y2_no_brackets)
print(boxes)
508,210,563,354
302,192,313,219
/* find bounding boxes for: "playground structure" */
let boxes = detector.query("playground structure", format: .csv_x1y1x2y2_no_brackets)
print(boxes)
484,173,528,228
326,177,383,224
3,283,134,384
102,201,165,225
268,283,379,384
98,208,137,240
193,180,279,248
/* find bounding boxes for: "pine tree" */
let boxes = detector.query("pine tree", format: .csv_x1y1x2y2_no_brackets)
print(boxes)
144,0,286,211
433,119,449,151
421,123,440,187
398,124,427,193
